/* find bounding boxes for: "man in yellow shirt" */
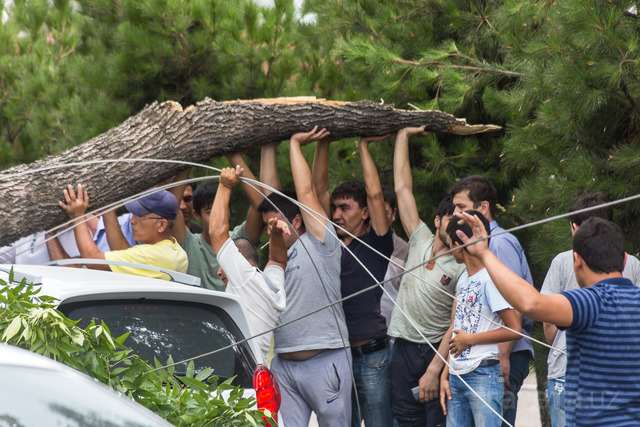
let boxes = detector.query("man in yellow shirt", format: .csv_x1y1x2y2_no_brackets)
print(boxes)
54,184,188,280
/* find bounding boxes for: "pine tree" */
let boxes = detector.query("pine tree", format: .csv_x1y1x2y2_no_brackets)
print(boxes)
307,2,640,423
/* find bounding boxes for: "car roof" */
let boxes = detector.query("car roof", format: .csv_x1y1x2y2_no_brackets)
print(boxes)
0,343,172,426
0,264,263,362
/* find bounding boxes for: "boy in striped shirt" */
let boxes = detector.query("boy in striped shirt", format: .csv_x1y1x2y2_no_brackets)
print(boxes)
455,214,640,427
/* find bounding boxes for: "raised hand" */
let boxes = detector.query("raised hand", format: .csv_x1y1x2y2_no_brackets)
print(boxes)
399,125,432,138
455,211,490,258
267,217,291,237
290,125,330,146
219,165,243,189
60,184,89,219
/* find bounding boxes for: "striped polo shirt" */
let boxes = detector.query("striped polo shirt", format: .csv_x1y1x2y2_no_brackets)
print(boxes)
561,278,640,426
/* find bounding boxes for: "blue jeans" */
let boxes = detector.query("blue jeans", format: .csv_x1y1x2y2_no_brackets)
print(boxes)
351,344,393,427
547,377,566,427
502,350,531,426
447,365,504,427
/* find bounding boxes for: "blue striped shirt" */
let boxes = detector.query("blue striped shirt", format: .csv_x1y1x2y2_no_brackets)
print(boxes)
561,278,640,426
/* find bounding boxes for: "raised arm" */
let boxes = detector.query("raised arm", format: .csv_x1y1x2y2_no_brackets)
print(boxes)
210,166,242,254
265,217,290,270
103,210,130,251
394,127,430,236
359,136,390,236
289,126,331,242
168,168,192,245
312,140,331,217
260,143,282,196
226,153,261,245
456,212,574,326
59,184,108,269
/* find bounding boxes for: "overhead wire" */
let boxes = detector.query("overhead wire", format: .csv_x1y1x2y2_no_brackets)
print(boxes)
6,157,639,425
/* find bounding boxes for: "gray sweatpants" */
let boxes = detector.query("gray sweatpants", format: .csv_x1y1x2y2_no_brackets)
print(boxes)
271,348,353,427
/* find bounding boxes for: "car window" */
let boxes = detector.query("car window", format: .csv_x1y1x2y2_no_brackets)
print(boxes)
60,299,256,388
0,366,167,426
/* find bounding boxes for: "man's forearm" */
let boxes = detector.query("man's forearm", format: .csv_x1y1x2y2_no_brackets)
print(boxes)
359,139,388,236
543,322,558,345
210,185,232,253
260,143,281,195
427,327,453,375
312,141,331,216
104,211,130,251
46,235,69,261
73,219,104,259
268,231,287,268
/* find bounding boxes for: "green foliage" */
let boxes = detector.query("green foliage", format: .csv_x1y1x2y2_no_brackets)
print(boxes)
0,273,271,426
313,0,640,277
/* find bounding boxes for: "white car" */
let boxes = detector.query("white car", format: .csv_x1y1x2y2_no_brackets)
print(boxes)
0,263,281,425
0,342,172,426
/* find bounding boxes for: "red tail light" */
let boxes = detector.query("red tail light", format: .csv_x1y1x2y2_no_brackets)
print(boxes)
253,364,281,426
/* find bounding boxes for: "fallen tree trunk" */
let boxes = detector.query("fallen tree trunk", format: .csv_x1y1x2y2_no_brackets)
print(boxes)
0,97,501,245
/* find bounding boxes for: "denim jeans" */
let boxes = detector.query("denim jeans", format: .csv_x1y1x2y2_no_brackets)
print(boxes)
447,365,504,427
546,377,566,427
350,344,393,427
502,350,531,426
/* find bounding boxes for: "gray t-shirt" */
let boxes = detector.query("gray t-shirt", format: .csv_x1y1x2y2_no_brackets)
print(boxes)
541,249,640,379
181,222,249,291
274,225,349,354
387,222,466,343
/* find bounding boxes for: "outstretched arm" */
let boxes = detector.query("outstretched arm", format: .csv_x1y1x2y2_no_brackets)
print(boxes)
359,136,390,237
226,152,264,246
312,140,332,217
210,166,242,254
394,127,430,236
455,212,574,326
59,184,108,270
169,168,192,245
289,126,331,242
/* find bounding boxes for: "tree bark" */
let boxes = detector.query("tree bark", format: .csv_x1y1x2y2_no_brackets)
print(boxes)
0,97,500,246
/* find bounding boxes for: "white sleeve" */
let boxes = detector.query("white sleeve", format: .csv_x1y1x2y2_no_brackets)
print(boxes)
217,238,260,292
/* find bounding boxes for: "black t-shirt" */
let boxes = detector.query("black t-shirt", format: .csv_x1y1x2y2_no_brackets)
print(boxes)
341,228,394,340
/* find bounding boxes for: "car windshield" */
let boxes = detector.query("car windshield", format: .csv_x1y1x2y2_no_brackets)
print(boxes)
60,299,256,388
0,366,166,426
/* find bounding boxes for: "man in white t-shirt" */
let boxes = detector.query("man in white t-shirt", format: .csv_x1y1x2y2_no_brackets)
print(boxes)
210,166,287,360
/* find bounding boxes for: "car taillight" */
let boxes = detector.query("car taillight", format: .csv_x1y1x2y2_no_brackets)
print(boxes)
253,364,281,426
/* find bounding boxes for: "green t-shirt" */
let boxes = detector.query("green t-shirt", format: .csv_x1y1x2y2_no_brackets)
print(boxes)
387,222,466,343
181,222,249,291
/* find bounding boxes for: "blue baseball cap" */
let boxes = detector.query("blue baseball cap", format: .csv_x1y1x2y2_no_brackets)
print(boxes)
125,190,178,220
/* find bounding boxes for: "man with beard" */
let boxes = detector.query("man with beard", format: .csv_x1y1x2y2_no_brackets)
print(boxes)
387,126,466,427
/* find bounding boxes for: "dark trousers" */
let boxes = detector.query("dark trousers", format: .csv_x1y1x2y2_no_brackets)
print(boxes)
390,338,445,427
501,350,531,426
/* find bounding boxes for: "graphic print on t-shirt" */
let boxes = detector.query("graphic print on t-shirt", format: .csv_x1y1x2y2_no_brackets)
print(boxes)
454,277,484,360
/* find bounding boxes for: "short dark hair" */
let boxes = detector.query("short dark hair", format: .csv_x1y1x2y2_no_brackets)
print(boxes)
449,175,497,217
436,196,456,218
331,180,367,209
569,192,613,227
193,181,219,214
572,217,624,274
233,237,259,267
446,209,491,247
381,185,396,210
258,190,300,223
